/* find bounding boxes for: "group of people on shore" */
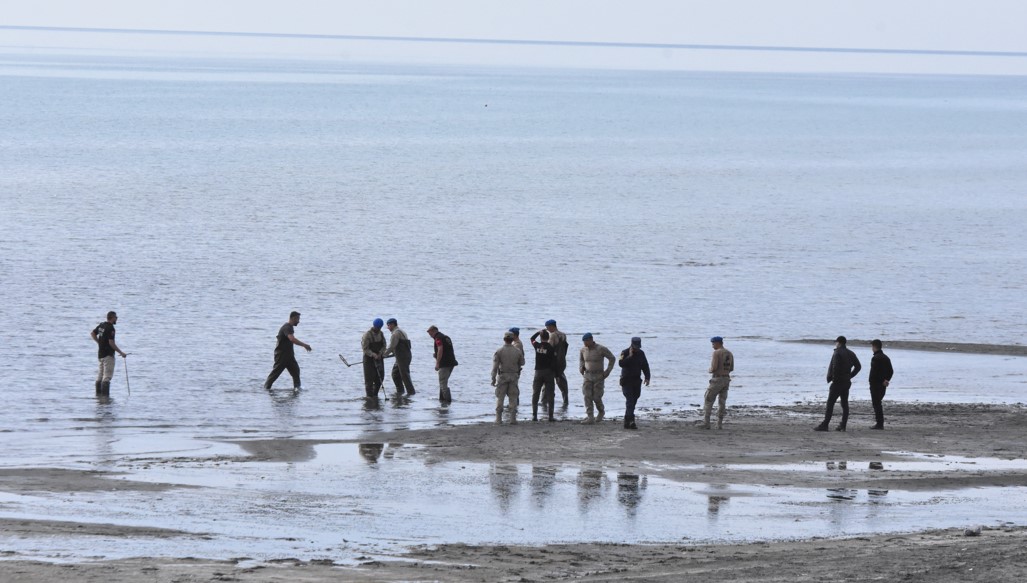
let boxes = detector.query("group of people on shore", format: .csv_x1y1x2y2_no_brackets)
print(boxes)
91,310,894,431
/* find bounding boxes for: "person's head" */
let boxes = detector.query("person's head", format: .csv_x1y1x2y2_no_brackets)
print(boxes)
386,317,398,331
106,311,118,323
289,311,301,325
631,337,642,349
427,325,438,338
582,332,594,347
508,327,520,338
540,330,550,342
871,338,882,352
503,331,514,344
835,335,847,348
545,319,557,331
372,318,384,330
710,336,723,348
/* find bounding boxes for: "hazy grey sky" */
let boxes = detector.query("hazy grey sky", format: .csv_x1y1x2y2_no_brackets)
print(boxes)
4,0,1027,74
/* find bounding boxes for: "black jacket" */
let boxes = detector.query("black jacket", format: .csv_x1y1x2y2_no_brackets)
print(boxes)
618,347,651,384
869,351,894,386
827,347,861,384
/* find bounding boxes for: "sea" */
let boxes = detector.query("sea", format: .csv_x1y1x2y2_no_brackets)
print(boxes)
0,52,1025,560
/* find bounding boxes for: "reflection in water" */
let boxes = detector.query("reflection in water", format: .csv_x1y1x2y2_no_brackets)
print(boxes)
577,468,607,514
826,488,858,501
616,473,647,518
530,465,557,509
869,461,885,470
358,443,384,464
94,397,116,468
489,463,521,514
706,484,731,519
825,461,848,471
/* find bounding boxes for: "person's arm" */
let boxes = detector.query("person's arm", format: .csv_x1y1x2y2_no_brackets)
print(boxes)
109,337,127,358
90,327,100,344
642,353,651,385
530,330,541,343
383,332,399,358
288,333,311,352
361,332,374,358
435,339,444,370
709,351,718,374
517,350,525,372
579,348,586,376
884,355,894,386
827,353,835,383
850,352,861,379
491,351,500,385
602,347,616,378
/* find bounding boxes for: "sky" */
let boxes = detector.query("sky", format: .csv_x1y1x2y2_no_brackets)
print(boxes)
3,0,1027,74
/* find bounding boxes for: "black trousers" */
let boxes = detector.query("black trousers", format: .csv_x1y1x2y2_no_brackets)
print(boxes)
532,370,556,419
622,380,642,426
823,381,851,426
363,357,385,399
265,355,300,389
870,383,887,426
555,370,569,403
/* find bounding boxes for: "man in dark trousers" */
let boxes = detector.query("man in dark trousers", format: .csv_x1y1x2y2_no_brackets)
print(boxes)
361,318,387,401
868,339,894,429
427,325,457,402
90,310,127,396
618,337,651,430
529,329,558,422
815,336,861,432
545,319,570,407
384,318,415,396
264,311,311,391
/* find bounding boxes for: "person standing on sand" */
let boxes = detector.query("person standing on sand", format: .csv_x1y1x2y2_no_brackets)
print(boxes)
384,318,415,396
90,310,127,396
492,331,525,424
579,333,616,424
427,325,457,402
618,337,651,430
361,318,388,400
703,336,734,429
814,336,861,432
264,311,311,391
868,339,894,430
529,329,558,422
545,319,571,407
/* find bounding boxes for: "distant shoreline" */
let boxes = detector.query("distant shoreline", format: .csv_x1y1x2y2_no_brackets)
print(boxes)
785,338,1027,357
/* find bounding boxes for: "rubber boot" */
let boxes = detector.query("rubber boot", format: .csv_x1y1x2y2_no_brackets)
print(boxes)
580,415,595,425
835,423,846,432
814,422,829,431
95,380,102,395
99,381,110,396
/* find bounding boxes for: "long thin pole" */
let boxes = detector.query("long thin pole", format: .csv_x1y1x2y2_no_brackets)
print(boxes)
123,355,130,395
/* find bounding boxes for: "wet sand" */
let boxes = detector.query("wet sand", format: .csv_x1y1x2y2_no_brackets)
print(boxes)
2,403,1027,581
787,338,1027,357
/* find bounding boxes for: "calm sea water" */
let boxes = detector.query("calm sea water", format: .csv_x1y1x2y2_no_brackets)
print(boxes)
0,53,1025,448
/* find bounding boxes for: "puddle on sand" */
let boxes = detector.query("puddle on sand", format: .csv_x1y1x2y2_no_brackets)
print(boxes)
2,444,1026,563
698,451,1027,474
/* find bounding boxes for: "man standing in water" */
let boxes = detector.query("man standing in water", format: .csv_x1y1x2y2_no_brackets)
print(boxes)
703,336,734,429
529,329,558,422
264,311,311,391
868,339,894,430
579,333,616,424
545,319,571,407
384,318,415,396
618,337,651,430
491,331,525,424
361,318,388,401
427,325,457,402
814,336,861,432
90,310,127,396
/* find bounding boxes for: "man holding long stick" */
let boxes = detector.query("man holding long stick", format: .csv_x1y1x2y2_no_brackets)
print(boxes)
90,310,127,396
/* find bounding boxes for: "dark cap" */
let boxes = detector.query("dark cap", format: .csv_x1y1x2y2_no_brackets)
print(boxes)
631,337,642,347
508,327,520,335
582,332,593,341
545,319,557,327
836,336,847,345
710,336,723,344
386,318,397,325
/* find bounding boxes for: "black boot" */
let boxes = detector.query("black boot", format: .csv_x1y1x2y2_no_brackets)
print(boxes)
99,381,110,396
95,380,102,395
814,422,828,431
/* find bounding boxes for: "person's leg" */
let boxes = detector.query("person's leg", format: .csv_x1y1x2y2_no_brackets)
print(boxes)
508,382,520,423
623,384,639,427
556,372,569,406
285,359,301,389
703,381,716,429
582,380,595,422
264,359,287,390
99,356,115,395
717,387,729,428
494,383,505,423
531,373,543,421
399,356,416,394
96,359,105,394
438,367,453,401
838,384,850,430
363,358,377,398
594,378,605,421
391,362,403,393
544,373,555,420
818,384,841,429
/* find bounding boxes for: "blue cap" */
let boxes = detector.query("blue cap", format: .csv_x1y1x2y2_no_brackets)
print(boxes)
545,319,557,326
373,318,384,329
582,332,593,341
710,336,723,343
386,318,397,325
508,327,520,334
631,337,642,347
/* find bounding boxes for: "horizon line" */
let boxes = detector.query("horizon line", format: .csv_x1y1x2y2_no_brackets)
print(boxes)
4,25,1027,58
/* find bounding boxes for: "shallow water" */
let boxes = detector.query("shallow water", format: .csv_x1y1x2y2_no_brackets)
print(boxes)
2,443,1025,562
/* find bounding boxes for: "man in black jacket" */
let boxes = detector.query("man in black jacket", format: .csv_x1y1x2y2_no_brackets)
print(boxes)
427,325,458,402
618,337,651,429
814,336,861,432
868,339,894,429
529,329,558,422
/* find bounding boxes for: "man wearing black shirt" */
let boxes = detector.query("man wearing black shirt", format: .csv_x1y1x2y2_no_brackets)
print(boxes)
814,336,861,432
264,311,312,391
618,337,651,430
868,339,894,429
90,310,127,396
529,329,558,422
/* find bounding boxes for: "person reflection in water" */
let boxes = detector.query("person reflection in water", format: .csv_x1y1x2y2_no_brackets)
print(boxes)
358,443,384,464
616,472,647,518
530,465,557,509
489,463,521,515
577,468,606,513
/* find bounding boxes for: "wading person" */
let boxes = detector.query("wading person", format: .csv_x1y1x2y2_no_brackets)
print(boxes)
529,329,558,422
491,331,525,424
384,318,415,396
703,336,734,429
545,319,571,407
815,336,861,432
264,311,311,391
618,337,651,430
361,318,387,401
427,325,457,402
90,311,127,396
579,333,615,424
868,339,894,429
